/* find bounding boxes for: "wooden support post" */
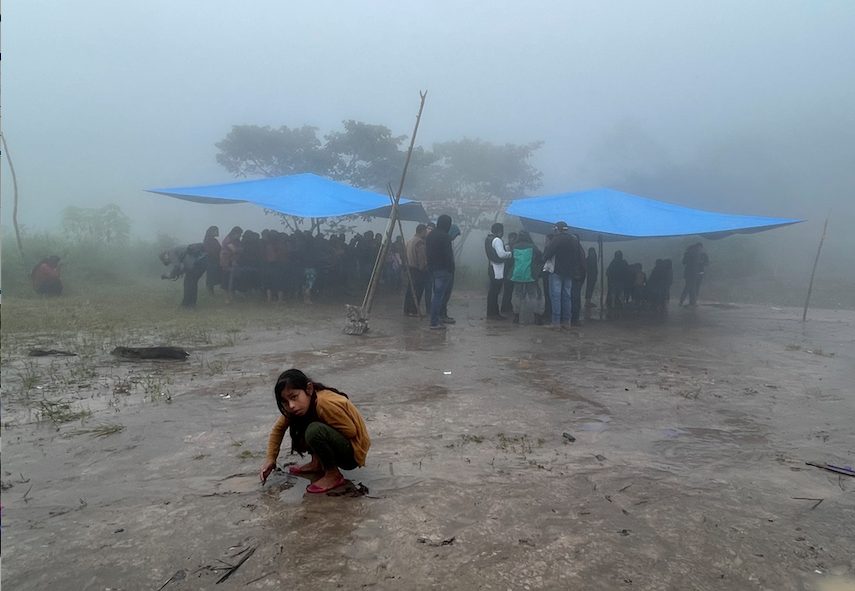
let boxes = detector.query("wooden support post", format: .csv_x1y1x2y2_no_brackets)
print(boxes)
802,214,830,323
598,234,604,318
2,133,27,266
346,91,428,334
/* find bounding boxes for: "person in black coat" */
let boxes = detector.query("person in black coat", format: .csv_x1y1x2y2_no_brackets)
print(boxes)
584,247,598,308
425,215,455,329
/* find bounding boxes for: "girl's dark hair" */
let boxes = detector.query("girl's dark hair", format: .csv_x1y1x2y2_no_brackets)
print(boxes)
273,369,348,456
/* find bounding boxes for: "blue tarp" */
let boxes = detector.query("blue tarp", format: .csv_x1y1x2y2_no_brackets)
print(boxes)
147,173,429,223
506,188,802,241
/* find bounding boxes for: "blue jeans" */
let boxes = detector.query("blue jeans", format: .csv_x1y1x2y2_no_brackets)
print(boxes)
548,273,572,325
429,269,452,326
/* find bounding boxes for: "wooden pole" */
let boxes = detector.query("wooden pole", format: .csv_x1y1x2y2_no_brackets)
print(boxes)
1,133,27,266
360,91,428,316
598,234,604,318
802,213,830,322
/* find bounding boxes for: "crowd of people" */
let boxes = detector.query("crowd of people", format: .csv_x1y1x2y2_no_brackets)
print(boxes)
478,224,711,328
159,225,415,308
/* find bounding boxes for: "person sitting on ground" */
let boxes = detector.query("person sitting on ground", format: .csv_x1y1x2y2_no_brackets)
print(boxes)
31,255,63,296
159,243,207,308
259,369,370,494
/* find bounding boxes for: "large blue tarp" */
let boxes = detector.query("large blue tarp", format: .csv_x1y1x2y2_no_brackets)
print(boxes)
148,173,429,223
506,188,802,241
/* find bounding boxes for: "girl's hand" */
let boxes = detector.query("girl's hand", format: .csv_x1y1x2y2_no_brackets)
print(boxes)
260,460,276,484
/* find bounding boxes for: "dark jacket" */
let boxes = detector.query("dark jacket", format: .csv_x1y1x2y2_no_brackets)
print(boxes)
542,233,585,280
426,229,455,274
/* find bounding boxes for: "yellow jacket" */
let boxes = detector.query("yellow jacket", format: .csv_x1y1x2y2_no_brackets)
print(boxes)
265,389,370,466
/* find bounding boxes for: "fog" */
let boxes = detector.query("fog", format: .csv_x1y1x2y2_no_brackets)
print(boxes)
2,1,854,301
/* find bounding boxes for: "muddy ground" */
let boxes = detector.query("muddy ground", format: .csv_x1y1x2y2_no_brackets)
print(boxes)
2,294,854,591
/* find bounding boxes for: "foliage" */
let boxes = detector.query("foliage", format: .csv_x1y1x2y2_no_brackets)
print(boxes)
423,138,543,202
324,120,408,191
214,124,330,178
1,228,164,296
60,204,131,245
214,120,544,242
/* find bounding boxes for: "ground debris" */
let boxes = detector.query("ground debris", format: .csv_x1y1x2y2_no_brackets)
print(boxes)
156,569,186,591
806,461,855,477
28,348,77,357
562,432,576,443
111,346,189,360
417,536,455,547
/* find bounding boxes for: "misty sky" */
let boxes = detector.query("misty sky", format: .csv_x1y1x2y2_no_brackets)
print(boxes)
2,1,854,248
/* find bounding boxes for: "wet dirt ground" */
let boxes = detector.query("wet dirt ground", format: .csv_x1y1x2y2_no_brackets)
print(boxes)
2,295,854,590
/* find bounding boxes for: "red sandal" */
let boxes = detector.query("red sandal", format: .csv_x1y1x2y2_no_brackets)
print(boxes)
306,477,346,494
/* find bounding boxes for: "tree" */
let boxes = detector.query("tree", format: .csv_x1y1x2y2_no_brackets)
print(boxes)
215,124,331,178
323,120,409,191
419,138,544,256
60,204,131,244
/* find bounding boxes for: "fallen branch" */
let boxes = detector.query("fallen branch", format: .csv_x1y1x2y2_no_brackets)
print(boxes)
791,497,824,509
216,545,257,584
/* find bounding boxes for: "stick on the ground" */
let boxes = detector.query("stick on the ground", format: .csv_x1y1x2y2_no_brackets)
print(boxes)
802,213,829,322
216,545,257,584
792,497,824,509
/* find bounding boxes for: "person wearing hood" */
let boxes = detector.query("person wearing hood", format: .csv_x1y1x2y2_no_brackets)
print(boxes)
425,215,455,329
510,230,545,325
439,224,461,324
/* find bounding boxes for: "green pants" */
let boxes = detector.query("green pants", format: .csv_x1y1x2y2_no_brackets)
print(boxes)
306,422,357,471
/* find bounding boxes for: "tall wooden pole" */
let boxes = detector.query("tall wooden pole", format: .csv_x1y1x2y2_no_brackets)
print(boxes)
598,234,604,317
802,213,829,322
360,91,428,315
1,133,27,266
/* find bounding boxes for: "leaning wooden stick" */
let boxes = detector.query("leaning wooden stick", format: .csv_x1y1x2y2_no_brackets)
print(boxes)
802,213,829,322
360,91,428,316
2,132,27,266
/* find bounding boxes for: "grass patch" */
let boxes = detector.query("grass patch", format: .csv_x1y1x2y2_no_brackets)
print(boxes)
39,399,93,425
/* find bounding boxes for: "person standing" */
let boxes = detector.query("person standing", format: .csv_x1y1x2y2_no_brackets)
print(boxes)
541,221,582,329
510,230,544,324
425,215,455,330
606,250,625,309
584,247,599,308
160,243,207,308
680,242,709,307
220,226,243,304
485,222,513,320
568,234,587,325
439,224,461,324
500,232,518,316
203,226,221,295
403,224,429,316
